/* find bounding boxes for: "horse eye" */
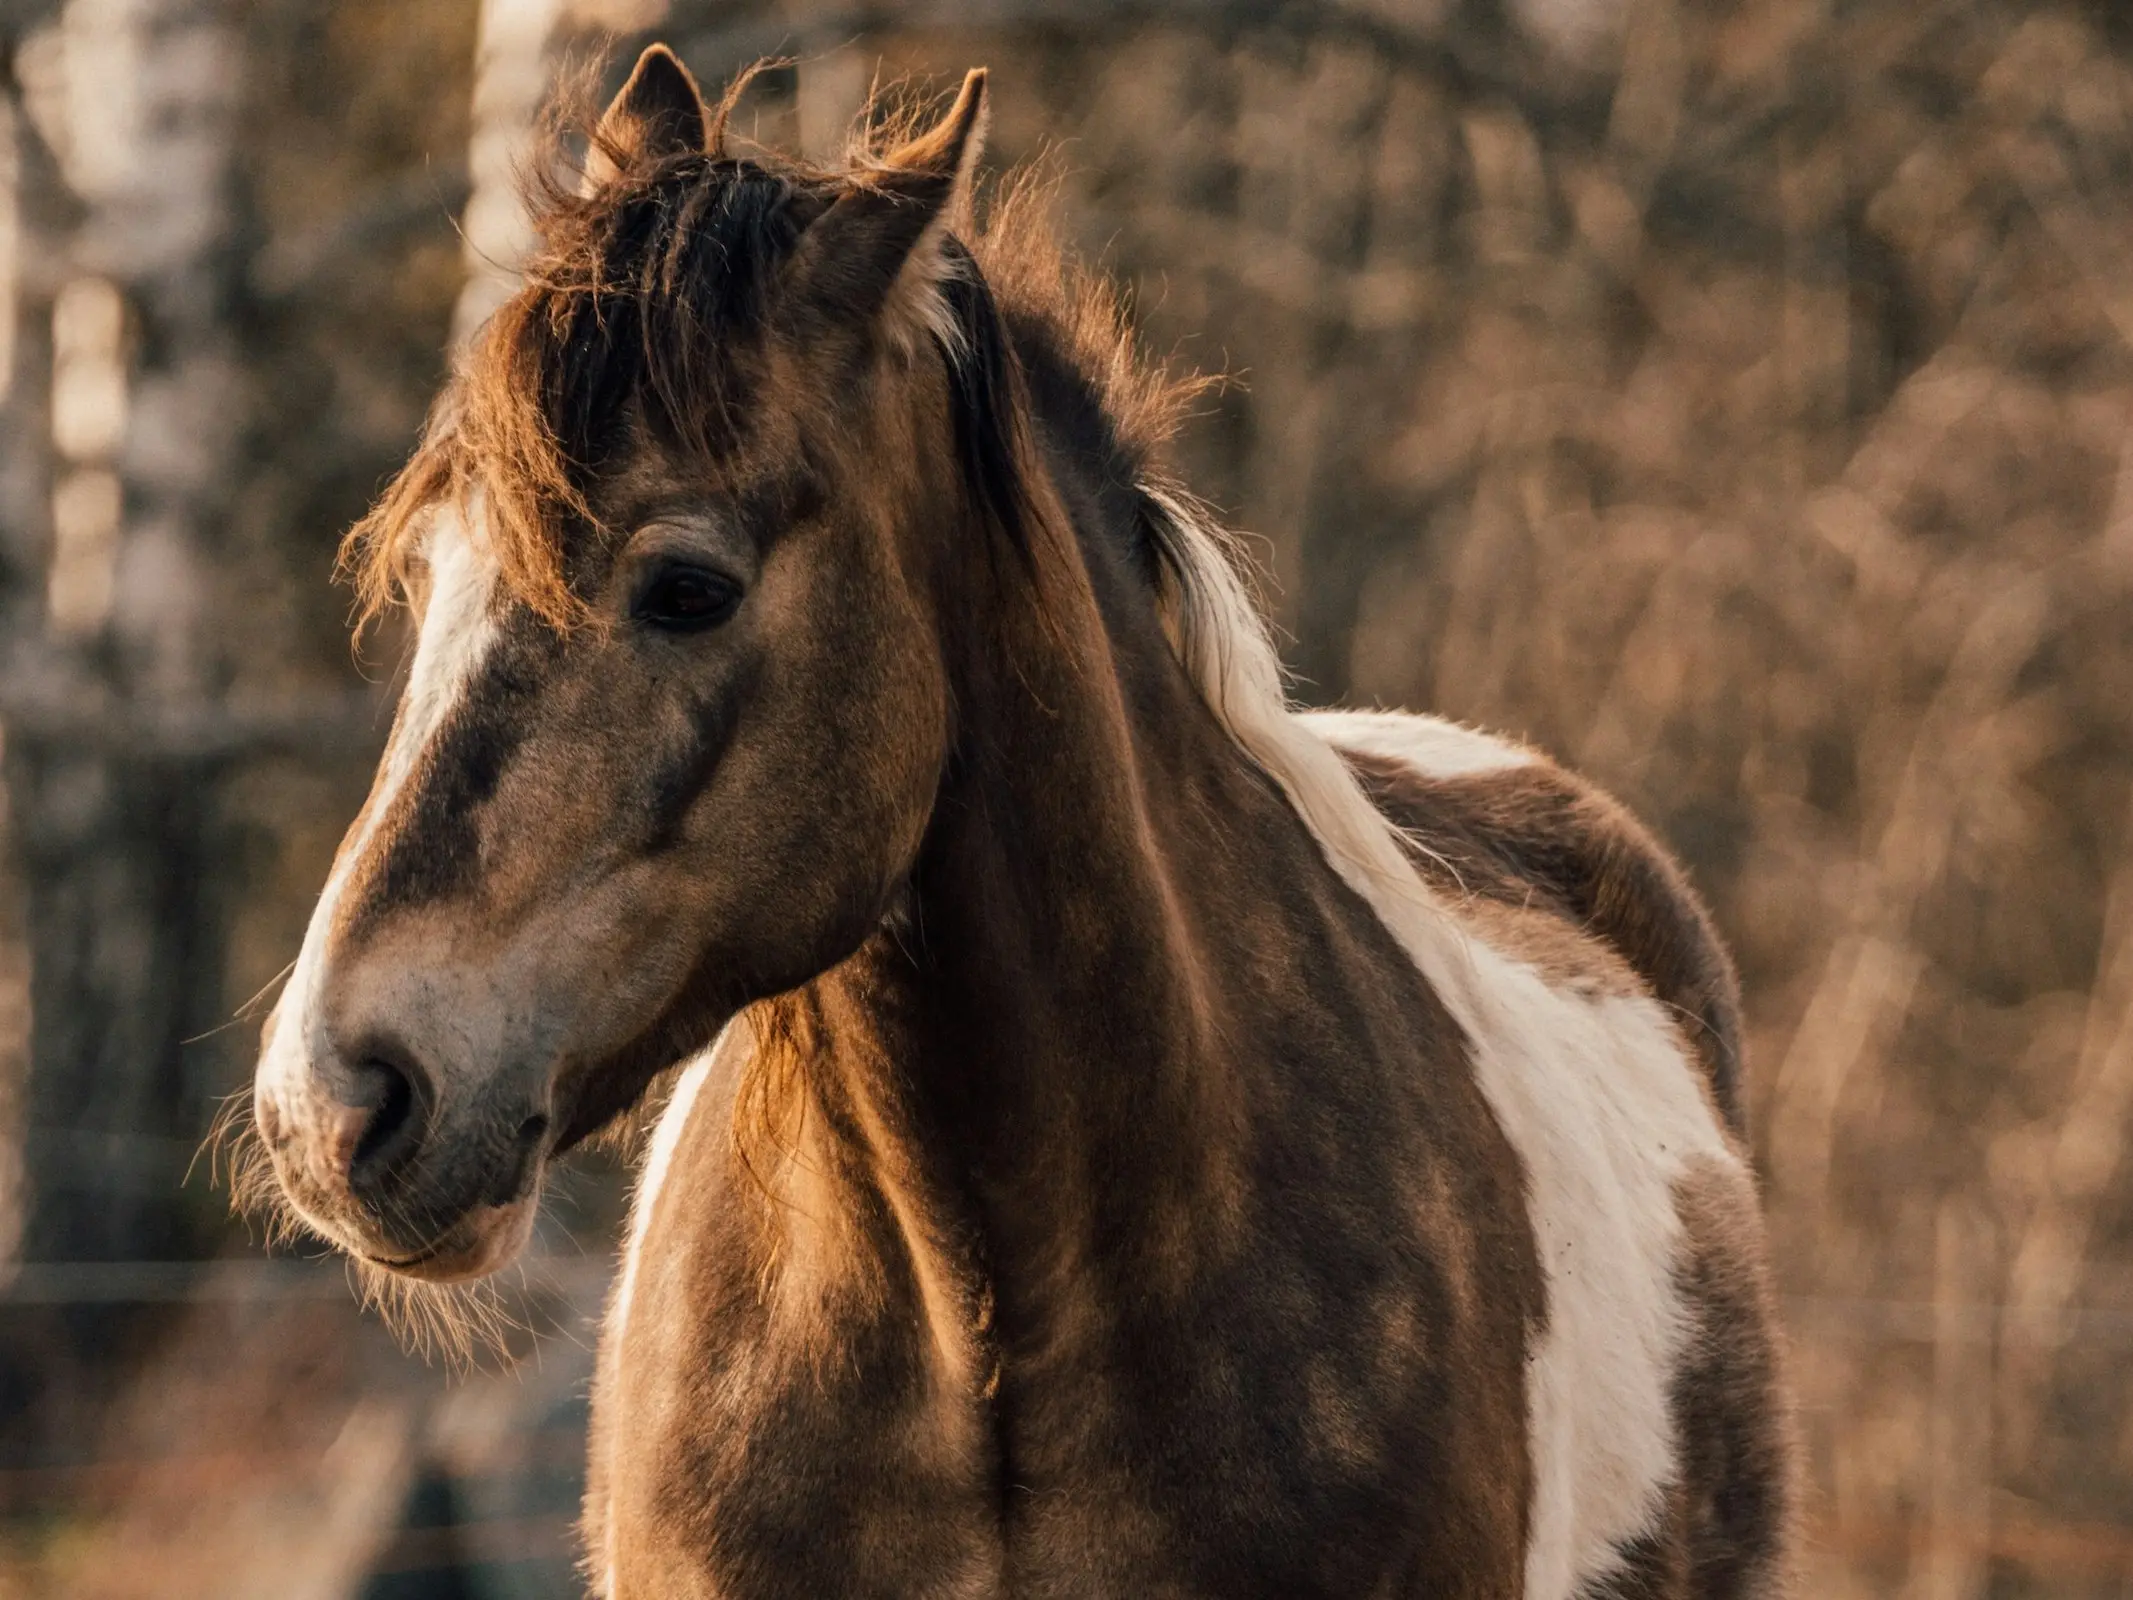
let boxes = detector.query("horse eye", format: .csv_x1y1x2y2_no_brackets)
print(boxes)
635,565,741,631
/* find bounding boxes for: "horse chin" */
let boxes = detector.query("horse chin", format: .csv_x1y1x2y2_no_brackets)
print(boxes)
357,1192,541,1284
551,1045,693,1154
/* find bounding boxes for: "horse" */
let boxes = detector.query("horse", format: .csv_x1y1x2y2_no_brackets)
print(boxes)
245,44,1794,1598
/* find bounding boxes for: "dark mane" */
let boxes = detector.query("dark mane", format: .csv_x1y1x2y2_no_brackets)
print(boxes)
342,66,1214,631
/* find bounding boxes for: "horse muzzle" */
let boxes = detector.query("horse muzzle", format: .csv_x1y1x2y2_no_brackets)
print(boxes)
254,1000,556,1282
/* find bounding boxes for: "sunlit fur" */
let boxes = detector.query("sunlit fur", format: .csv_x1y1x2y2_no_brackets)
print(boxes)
204,1093,301,1255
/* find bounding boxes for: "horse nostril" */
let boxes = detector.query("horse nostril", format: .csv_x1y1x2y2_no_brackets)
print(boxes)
347,1054,420,1189
516,1112,550,1150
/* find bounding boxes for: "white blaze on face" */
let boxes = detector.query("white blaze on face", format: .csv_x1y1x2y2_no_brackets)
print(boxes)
256,503,502,1127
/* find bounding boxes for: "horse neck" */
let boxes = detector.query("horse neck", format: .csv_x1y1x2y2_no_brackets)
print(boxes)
793,387,1316,1310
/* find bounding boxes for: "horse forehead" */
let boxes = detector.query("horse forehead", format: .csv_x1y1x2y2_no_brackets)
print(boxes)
405,504,504,722
357,499,519,854
331,510,548,927
427,503,499,617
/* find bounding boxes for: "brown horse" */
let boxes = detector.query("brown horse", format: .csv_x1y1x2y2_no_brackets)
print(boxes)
247,46,1793,1598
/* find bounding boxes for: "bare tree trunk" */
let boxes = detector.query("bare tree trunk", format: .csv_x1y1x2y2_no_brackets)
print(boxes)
2,0,244,1267
0,7,56,1284
455,0,669,337
455,0,565,341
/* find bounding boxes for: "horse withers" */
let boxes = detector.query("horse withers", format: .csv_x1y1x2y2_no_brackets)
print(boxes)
246,45,1794,1598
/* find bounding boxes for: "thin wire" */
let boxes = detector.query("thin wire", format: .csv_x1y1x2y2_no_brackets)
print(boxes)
0,1256,611,1305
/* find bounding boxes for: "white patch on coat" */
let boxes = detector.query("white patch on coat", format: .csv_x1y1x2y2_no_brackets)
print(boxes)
1147,497,1737,1598
1297,708,1534,780
257,503,501,1110
607,1023,744,1351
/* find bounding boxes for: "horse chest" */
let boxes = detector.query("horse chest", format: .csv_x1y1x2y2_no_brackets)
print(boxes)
593,1110,1536,1599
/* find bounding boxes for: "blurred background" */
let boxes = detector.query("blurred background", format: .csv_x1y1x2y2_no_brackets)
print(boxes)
0,0,2124,1593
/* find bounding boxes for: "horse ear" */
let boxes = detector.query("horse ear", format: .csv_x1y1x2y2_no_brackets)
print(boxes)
584,45,710,192
783,69,989,349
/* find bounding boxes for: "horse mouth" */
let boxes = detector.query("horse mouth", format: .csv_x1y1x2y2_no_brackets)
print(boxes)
364,1239,446,1272
356,1195,539,1283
